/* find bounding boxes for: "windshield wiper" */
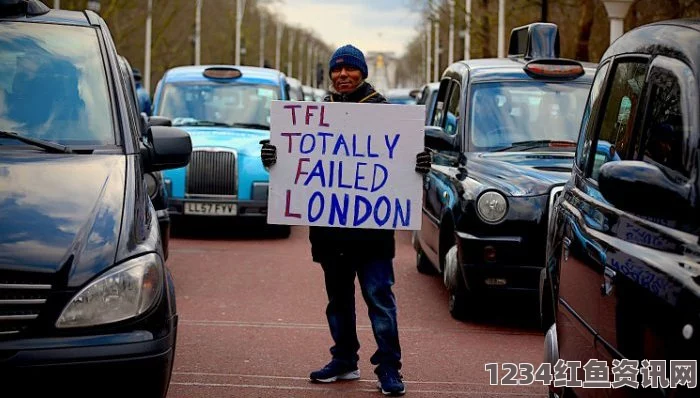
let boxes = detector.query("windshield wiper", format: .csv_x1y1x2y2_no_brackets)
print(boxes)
493,139,576,152
180,120,233,127
232,122,270,130
0,130,73,153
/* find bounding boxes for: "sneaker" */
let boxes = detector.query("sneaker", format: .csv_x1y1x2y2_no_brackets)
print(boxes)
376,368,405,396
309,360,361,383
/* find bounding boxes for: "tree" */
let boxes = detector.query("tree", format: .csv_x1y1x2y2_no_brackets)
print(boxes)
40,0,332,92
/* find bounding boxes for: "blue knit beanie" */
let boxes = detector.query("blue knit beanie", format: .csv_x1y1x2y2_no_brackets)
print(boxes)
328,44,368,79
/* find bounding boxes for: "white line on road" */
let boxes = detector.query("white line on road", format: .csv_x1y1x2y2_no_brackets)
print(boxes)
173,371,546,389
171,381,547,396
179,319,542,336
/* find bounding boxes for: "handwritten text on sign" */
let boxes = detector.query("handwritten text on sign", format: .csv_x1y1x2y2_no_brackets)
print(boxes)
267,101,424,230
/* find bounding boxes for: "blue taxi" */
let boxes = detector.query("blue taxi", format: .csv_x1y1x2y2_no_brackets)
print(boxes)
152,65,290,236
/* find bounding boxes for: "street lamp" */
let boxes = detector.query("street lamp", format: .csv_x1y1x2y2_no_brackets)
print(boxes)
87,0,100,13
603,0,634,44
145,0,153,92
287,29,295,77
497,0,505,58
275,20,283,71
195,0,202,66
235,0,247,65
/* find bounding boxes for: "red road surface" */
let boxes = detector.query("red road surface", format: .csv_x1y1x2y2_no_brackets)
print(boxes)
165,225,548,397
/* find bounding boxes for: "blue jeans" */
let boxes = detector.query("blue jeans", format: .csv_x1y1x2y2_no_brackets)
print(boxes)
320,258,402,371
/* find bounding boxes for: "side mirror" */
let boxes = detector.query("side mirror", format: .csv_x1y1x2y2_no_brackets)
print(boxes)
598,161,691,219
409,89,420,99
142,126,192,172
424,125,457,152
148,116,172,127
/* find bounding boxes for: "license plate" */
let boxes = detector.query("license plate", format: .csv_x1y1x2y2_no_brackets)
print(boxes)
184,202,237,216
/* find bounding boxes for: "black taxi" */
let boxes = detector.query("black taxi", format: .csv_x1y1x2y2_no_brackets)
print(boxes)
543,19,700,398
0,1,191,396
414,22,596,319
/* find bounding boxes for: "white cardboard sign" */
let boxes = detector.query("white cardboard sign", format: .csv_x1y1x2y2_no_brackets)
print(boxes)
267,100,425,230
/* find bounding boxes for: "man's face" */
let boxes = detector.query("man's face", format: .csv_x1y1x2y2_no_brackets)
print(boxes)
331,65,362,94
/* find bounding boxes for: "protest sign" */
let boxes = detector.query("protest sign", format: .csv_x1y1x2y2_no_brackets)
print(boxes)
267,100,425,230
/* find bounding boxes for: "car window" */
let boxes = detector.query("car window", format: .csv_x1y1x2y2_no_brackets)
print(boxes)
468,81,590,151
290,88,303,101
388,96,416,105
444,83,461,135
118,60,143,141
589,61,647,181
576,62,610,171
0,22,114,145
639,56,698,184
431,80,451,128
416,86,430,105
157,83,279,128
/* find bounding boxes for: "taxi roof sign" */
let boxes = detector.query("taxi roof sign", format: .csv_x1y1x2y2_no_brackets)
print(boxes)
203,67,242,80
508,23,560,60
0,0,50,16
523,58,585,79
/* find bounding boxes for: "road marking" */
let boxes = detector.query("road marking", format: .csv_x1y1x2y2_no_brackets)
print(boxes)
173,371,545,389
179,319,543,336
171,381,546,396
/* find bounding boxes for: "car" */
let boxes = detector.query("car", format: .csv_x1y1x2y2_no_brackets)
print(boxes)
302,84,315,101
313,87,327,101
413,22,596,320
542,18,700,398
118,55,172,260
414,82,440,124
386,88,418,105
286,76,304,101
152,65,291,237
0,1,191,396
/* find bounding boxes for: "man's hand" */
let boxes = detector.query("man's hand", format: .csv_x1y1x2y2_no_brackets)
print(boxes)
415,150,432,175
260,139,277,168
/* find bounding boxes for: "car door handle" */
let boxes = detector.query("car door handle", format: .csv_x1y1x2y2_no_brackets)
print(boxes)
601,267,616,296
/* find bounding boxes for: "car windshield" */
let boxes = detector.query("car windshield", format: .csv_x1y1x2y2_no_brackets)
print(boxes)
0,22,114,146
388,96,416,105
469,81,590,151
158,82,280,129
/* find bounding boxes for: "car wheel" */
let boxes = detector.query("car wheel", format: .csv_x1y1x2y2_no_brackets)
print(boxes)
271,225,291,238
448,290,470,320
444,245,471,320
539,279,555,333
416,248,437,275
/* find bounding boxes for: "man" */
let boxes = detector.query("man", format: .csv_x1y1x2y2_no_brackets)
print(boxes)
132,68,152,116
261,44,431,396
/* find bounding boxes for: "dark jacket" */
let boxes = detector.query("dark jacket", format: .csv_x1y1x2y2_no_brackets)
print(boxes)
309,82,395,263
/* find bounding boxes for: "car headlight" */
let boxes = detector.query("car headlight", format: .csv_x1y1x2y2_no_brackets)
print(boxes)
144,173,158,199
56,253,163,328
477,191,508,223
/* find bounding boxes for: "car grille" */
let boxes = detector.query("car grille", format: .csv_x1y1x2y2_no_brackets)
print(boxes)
0,275,52,339
186,150,237,196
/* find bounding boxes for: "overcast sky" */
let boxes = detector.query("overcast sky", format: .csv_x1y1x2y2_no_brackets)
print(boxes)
272,0,423,57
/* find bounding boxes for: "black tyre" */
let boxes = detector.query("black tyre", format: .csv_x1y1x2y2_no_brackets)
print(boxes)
448,290,470,320
539,279,555,333
416,249,438,275
270,225,291,238
444,245,472,320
